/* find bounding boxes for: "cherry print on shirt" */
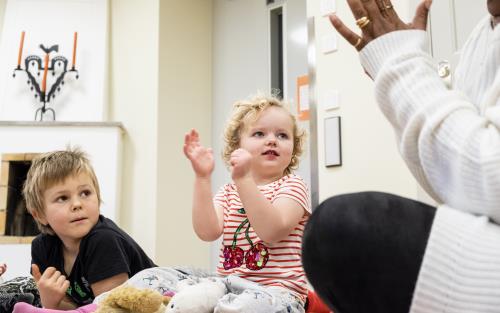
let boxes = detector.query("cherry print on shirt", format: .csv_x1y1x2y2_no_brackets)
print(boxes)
223,218,247,270
223,208,270,271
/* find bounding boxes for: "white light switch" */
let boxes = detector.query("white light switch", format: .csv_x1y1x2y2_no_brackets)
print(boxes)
320,0,336,16
321,34,337,54
321,90,340,111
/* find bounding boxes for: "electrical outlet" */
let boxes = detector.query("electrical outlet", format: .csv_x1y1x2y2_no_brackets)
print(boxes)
321,90,340,111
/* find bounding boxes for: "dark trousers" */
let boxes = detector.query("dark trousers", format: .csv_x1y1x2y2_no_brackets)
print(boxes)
302,192,436,313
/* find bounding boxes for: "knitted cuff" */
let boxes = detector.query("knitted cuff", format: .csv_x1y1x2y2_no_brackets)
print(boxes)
359,30,428,79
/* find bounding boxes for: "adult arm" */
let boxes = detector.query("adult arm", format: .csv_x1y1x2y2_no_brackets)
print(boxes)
360,25,500,222
332,0,500,222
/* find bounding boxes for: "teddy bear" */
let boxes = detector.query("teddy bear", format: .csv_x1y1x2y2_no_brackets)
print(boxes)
164,277,227,313
95,285,171,313
12,285,172,313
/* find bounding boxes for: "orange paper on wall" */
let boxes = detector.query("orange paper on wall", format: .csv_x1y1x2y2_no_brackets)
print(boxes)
296,75,309,121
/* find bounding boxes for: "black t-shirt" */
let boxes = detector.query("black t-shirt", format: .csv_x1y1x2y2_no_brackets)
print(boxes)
31,215,156,306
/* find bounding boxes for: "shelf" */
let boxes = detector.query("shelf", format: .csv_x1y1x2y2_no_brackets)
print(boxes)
0,236,35,244
0,121,124,131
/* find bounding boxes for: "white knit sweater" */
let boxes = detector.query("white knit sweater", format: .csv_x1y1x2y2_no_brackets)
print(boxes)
360,16,500,312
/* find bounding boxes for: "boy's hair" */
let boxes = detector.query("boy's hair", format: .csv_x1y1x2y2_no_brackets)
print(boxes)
222,94,306,175
23,148,101,235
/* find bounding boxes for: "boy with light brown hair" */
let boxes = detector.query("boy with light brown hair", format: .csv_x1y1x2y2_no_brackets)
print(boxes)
23,148,155,309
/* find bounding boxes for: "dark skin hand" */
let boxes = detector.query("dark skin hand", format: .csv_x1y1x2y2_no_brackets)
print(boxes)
488,0,500,16
488,0,500,26
329,0,432,51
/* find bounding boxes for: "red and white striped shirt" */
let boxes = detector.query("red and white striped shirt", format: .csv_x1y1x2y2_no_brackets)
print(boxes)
214,174,311,301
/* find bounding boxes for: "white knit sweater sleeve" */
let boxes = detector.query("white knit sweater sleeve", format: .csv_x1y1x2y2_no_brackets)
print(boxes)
358,24,500,223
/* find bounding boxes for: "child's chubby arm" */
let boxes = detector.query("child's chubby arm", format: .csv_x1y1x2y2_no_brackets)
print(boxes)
183,129,224,241
33,265,128,308
32,264,76,310
91,272,128,296
231,148,305,244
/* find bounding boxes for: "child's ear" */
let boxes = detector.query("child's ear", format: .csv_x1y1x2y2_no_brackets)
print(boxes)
30,209,48,225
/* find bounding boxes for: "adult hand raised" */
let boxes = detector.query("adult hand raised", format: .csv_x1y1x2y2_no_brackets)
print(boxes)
330,0,432,51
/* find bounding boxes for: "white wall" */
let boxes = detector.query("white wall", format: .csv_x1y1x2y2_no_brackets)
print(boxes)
0,245,29,281
307,0,418,202
0,0,5,42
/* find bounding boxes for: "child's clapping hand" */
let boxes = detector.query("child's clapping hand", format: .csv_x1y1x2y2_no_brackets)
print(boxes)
230,148,253,180
184,129,214,178
0,263,6,276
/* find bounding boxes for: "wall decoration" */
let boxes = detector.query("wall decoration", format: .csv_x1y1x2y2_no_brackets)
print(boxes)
13,32,79,120
0,0,108,122
324,116,342,167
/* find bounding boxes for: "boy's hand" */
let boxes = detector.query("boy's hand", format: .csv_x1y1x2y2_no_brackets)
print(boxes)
183,129,214,178
0,263,6,276
32,264,70,309
230,148,252,181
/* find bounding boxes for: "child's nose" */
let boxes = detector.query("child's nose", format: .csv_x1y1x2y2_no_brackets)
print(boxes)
266,135,277,146
71,197,82,211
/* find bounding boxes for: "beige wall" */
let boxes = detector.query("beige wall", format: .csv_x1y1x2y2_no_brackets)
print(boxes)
156,0,212,268
110,0,212,268
307,0,419,202
109,0,160,257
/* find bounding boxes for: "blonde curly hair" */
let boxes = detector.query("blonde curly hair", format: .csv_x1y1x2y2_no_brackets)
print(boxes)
222,94,306,176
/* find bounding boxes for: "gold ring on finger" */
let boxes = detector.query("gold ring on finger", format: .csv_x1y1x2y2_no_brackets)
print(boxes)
356,16,371,29
354,37,362,49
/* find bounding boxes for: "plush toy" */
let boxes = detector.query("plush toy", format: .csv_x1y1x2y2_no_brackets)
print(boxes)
95,285,171,313
12,286,171,313
165,277,227,313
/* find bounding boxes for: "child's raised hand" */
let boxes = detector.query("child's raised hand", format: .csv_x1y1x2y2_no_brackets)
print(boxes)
0,263,6,276
230,148,253,181
32,264,70,309
183,129,214,178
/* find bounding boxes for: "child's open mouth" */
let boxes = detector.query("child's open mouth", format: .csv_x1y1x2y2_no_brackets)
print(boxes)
262,150,279,156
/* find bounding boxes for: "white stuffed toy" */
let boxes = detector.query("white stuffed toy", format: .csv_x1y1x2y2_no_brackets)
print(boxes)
165,277,227,313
